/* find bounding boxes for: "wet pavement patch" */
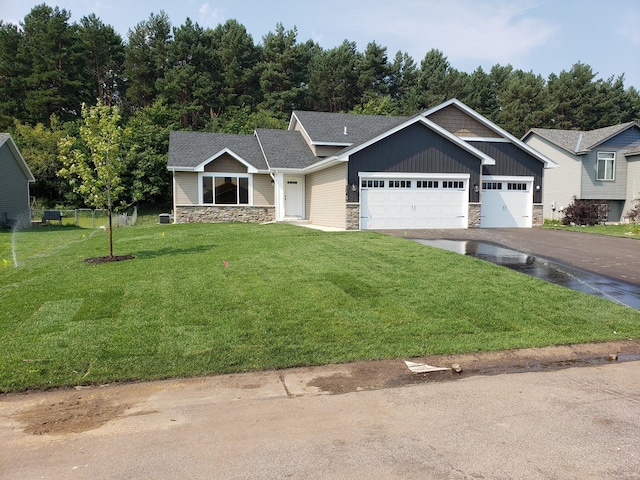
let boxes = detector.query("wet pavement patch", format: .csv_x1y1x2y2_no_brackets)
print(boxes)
417,239,640,310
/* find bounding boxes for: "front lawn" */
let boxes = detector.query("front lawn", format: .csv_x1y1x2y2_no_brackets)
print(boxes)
1,223,639,392
544,222,640,238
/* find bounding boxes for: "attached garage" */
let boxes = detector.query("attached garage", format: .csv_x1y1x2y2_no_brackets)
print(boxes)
360,173,469,229
480,176,534,228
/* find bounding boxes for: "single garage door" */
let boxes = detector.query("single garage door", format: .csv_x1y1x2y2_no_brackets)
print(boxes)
480,176,533,228
360,175,469,229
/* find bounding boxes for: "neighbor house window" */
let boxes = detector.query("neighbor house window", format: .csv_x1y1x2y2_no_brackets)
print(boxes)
202,175,249,204
597,152,615,181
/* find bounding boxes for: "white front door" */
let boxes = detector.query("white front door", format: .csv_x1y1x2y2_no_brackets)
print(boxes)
480,176,533,228
284,176,304,218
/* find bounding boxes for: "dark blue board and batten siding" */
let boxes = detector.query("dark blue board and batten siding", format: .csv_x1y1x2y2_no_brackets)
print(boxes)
469,141,544,204
348,122,482,202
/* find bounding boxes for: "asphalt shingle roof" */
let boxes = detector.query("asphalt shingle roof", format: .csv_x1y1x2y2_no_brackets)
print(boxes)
255,129,319,169
529,122,638,154
168,131,268,170
291,110,409,146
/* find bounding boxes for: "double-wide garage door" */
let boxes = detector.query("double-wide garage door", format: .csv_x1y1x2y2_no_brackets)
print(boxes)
360,175,469,229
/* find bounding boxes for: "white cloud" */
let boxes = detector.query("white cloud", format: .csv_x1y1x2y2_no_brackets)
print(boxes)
359,0,557,64
198,2,225,26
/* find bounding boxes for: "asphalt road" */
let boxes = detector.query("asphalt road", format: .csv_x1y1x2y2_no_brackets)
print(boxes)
1,352,639,479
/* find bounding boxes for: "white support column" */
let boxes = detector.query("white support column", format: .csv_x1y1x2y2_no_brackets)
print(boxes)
273,172,285,221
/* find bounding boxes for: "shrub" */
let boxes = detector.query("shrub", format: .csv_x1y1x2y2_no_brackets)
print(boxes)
562,197,609,226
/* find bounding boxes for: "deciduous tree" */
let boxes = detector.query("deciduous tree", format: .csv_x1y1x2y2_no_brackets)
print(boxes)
59,102,124,257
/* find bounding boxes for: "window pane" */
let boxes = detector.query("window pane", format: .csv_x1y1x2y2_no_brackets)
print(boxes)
203,177,213,204
215,177,237,204
598,152,615,180
239,177,249,204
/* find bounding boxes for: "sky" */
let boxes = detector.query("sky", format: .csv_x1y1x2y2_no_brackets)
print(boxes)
2,0,640,89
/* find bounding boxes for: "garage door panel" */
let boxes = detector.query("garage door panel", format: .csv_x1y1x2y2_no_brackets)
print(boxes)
361,178,468,229
480,180,532,228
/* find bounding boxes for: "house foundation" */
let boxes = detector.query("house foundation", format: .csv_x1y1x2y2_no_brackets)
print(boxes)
174,206,275,224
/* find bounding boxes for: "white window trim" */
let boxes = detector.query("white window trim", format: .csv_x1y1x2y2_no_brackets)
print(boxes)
198,172,253,205
596,151,615,181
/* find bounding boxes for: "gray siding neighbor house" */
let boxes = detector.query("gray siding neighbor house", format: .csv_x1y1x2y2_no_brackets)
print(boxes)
523,122,640,222
0,133,34,227
168,99,557,230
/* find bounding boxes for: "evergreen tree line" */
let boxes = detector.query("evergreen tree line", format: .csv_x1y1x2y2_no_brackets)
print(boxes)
2,4,639,208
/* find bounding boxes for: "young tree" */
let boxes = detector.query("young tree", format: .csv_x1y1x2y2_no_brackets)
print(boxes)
59,102,124,257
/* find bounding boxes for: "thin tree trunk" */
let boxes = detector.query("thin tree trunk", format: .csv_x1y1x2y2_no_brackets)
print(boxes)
108,209,113,257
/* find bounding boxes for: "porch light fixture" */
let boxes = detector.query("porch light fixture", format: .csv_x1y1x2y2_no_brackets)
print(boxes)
473,184,479,193
536,185,540,190
351,183,357,192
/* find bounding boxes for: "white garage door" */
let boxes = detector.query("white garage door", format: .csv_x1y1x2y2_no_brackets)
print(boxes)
480,176,533,228
360,175,469,230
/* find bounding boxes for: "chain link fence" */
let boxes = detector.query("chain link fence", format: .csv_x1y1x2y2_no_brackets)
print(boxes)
36,207,137,227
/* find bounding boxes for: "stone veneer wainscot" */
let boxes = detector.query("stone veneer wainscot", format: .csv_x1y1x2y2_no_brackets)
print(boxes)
175,206,275,224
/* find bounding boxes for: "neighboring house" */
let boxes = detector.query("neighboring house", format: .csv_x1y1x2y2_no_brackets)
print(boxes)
523,122,640,222
168,99,557,230
0,133,34,227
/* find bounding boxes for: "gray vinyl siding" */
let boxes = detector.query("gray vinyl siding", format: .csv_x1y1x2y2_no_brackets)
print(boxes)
0,143,30,223
524,135,582,218
470,141,544,204
581,127,640,201
348,123,482,202
581,151,626,200
305,163,347,228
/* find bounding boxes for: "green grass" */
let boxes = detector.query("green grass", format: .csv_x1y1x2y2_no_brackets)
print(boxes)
543,222,640,238
1,223,639,392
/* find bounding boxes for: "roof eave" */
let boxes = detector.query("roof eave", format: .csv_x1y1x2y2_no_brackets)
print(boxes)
193,148,259,173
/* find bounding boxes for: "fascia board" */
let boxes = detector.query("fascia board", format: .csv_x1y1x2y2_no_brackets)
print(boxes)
193,148,258,173
310,141,352,147
303,156,347,174
269,167,306,174
426,99,559,169
288,111,314,145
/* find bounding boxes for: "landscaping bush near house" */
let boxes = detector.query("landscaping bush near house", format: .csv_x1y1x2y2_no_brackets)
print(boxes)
625,199,640,224
562,196,609,226
1,223,639,392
